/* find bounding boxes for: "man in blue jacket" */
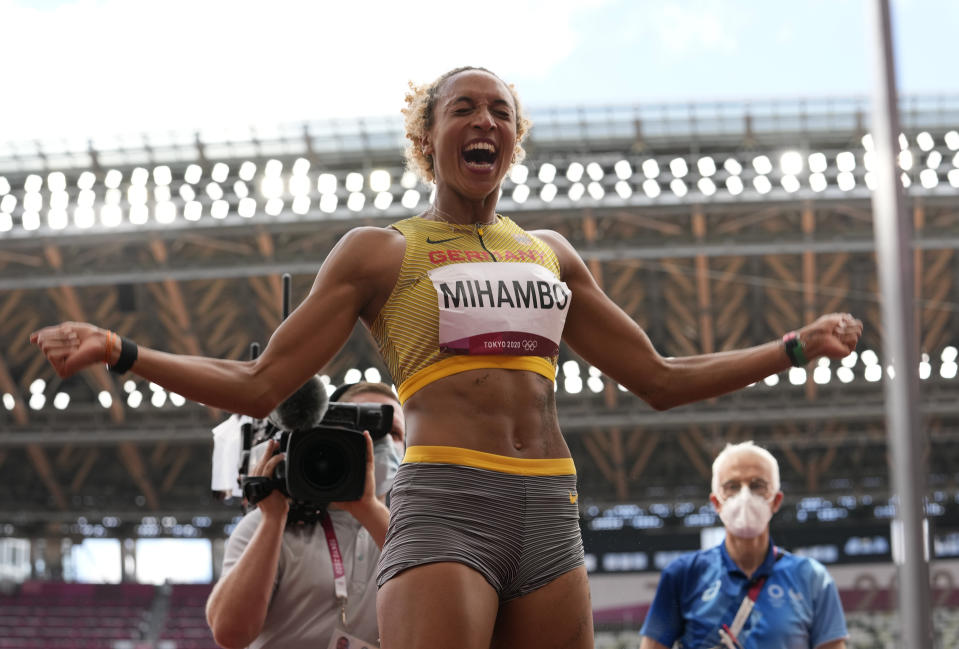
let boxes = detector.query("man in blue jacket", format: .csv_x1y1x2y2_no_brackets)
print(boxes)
640,441,847,649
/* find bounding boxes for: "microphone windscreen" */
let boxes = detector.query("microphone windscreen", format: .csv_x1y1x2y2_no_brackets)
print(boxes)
268,375,329,432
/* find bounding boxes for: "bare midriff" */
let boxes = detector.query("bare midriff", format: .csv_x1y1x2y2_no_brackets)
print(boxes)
401,367,570,460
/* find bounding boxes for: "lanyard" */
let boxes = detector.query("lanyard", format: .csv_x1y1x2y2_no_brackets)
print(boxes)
714,546,781,649
320,512,348,627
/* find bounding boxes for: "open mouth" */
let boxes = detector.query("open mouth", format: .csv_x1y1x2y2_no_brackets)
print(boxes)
462,141,498,170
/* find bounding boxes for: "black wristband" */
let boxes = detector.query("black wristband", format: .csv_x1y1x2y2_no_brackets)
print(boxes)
108,336,138,374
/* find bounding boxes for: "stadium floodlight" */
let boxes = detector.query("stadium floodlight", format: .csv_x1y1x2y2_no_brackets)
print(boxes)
614,160,633,180
898,133,909,150
926,151,942,169
919,169,938,189
836,151,856,172
29,393,45,410
319,193,338,214
723,158,743,175
265,198,284,216
642,179,661,198
512,184,529,203
538,163,557,184
642,159,660,179
131,167,149,186
752,155,773,175
364,367,382,383
205,183,224,201
170,393,186,406
344,368,362,383
813,357,831,385
370,169,391,193
781,175,800,193
47,209,68,230
24,193,42,213
509,164,529,185
568,182,585,201
373,191,393,210
317,173,337,194
50,191,68,211
566,162,584,183
725,176,744,195
863,151,876,172
25,174,42,193
127,391,143,408
841,351,858,368
0,213,12,232
2,393,15,410
919,354,931,380
788,367,806,385
587,182,604,200
809,173,827,192
586,162,604,181
943,346,958,363
669,158,688,178
669,178,688,197
47,171,67,192
104,169,123,189
615,180,632,199
780,151,803,176
154,186,171,203
862,133,875,151
945,130,959,150
291,158,310,176
697,177,716,196
949,169,959,188
292,195,310,215
184,201,202,221
752,176,772,194
808,152,827,173
22,211,40,231
400,170,419,189
238,197,256,218
763,374,780,387
76,202,97,227
564,375,583,394
916,131,934,152
184,164,202,184
0,194,15,213
260,176,283,199
289,175,310,197
264,159,283,178
696,156,716,177
401,189,420,209
211,163,230,184
942,361,958,380
540,183,557,202
345,172,364,193
898,150,914,171
347,192,365,212
837,367,854,383
151,391,167,408
211,200,229,219
53,392,69,410
178,185,195,202
900,172,912,188
233,180,249,199
837,172,855,191
100,204,122,227
153,165,172,186
128,185,148,205
0,177,9,195
30,378,46,394
864,172,876,190
239,161,257,181
155,202,176,224
129,204,149,225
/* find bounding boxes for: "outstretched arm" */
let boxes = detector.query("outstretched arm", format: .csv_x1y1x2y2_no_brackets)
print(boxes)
538,230,862,411
31,227,402,418
206,444,288,649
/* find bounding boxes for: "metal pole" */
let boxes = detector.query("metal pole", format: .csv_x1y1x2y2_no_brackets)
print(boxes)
866,1,933,647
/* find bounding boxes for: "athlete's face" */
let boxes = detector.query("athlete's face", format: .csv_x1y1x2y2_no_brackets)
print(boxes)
422,70,517,201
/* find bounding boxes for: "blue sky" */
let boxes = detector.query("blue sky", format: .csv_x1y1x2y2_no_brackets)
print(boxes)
3,0,955,142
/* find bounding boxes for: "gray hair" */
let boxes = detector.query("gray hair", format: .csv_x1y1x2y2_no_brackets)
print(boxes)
711,440,781,497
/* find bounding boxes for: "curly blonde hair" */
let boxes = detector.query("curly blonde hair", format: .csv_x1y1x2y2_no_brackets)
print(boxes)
402,66,532,184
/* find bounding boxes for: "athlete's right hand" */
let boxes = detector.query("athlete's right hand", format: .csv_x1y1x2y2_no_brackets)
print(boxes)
30,321,108,378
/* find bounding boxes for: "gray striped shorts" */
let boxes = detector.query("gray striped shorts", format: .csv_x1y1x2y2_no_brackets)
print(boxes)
376,447,585,601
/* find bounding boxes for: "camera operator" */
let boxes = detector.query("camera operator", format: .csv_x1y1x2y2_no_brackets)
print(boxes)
206,382,404,649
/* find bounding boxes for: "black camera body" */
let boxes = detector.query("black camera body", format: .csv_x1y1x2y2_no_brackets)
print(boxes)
244,402,393,511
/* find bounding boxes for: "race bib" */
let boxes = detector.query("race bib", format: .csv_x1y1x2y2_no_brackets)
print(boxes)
429,262,571,356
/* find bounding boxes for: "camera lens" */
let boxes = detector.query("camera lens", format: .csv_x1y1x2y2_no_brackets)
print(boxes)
294,438,350,490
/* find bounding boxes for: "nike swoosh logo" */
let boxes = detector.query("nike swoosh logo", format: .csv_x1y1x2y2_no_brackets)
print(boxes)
569,491,578,504
426,236,462,244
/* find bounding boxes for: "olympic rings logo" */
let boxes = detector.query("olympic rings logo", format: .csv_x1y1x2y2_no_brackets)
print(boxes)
521,339,537,352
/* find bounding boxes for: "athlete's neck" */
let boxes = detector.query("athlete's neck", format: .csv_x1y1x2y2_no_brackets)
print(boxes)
429,183,499,226
724,529,771,578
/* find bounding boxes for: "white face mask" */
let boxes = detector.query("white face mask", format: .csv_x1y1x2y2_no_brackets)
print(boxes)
373,437,402,497
718,488,773,538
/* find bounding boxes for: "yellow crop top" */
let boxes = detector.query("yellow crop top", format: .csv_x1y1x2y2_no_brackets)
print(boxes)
369,215,569,403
